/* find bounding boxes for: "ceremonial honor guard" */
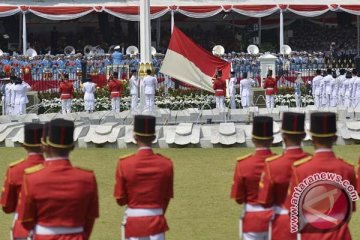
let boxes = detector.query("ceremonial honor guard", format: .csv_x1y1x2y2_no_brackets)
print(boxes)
212,70,226,110
231,116,276,240
108,72,123,113
343,71,352,108
82,78,96,113
320,69,332,108
312,70,322,108
354,72,360,108
11,78,28,115
239,72,255,108
114,115,174,240
263,70,277,109
228,71,237,109
330,71,339,107
258,112,309,240
129,70,139,111
1,123,44,239
143,69,158,113
4,76,14,115
288,112,356,240
59,73,74,114
17,119,99,240
337,69,346,107
350,69,357,108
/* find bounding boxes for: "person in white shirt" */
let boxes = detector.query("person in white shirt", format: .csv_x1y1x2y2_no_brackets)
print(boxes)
11,78,28,115
320,69,332,107
354,72,360,108
239,72,255,108
4,77,14,115
343,71,352,108
312,70,322,108
330,71,339,107
129,70,139,111
350,69,357,108
143,69,157,113
337,69,346,107
228,71,237,109
82,78,96,113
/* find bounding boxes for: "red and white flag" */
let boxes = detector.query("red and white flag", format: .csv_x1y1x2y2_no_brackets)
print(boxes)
160,26,231,93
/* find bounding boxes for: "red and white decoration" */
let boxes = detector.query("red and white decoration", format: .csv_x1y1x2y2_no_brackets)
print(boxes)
160,26,230,93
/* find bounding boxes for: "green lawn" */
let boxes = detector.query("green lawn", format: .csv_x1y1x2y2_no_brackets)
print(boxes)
0,146,359,240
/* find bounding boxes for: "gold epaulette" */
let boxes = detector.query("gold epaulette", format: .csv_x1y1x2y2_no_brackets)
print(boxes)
75,166,93,172
9,159,25,167
119,153,135,160
25,164,44,174
293,156,312,167
266,155,282,162
237,154,252,162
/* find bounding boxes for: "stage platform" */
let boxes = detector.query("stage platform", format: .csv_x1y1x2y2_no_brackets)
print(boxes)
0,106,359,148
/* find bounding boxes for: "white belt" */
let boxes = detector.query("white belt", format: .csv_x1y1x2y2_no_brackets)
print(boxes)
266,88,274,90
126,208,163,217
244,204,272,212
274,206,289,215
111,91,120,94
215,89,224,92
35,225,84,235
61,94,70,96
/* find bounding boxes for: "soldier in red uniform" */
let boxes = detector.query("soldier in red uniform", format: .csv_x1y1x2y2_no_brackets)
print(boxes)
114,115,174,240
17,119,99,240
108,71,124,113
258,112,309,240
288,112,357,240
231,116,276,240
59,73,74,115
212,70,226,110
263,70,277,109
1,123,44,240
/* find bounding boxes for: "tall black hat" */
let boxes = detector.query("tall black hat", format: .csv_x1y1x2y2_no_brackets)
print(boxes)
310,112,336,137
352,69,357,75
346,71,352,79
63,73,69,79
252,116,273,140
216,70,222,77
41,122,50,146
267,70,273,76
23,123,43,147
134,115,156,137
281,112,305,134
339,69,346,75
47,119,74,148
316,69,321,75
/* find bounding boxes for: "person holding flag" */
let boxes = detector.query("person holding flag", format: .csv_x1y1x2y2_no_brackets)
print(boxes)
263,70,277,109
213,70,226,110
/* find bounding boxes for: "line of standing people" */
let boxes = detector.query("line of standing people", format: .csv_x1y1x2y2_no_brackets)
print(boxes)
2,75,31,115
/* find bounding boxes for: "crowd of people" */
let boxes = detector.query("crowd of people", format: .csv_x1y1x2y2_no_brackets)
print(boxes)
0,111,358,239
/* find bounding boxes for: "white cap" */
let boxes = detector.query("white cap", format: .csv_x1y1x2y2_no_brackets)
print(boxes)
114,46,120,50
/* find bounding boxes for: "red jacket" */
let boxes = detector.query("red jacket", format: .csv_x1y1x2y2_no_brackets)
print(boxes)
59,81,74,100
230,149,276,233
263,77,277,95
108,79,123,98
213,78,226,97
1,153,44,238
258,148,310,240
114,149,173,238
287,150,356,240
17,159,99,240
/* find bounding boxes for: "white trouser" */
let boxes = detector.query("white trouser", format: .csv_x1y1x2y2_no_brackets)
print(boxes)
215,96,225,110
240,204,272,240
330,95,337,107
241,95,250,108
14,104,26,115
145,94,154,112
243,232,268,240
344,96,351,108
111,97,120,113
84,100,95,112
131,94,138,111
322,94,330,107
128,233,164,240
230,94,236,109
314,94,321,108
356,97,360,108
338,95,344,107
35,225,83,235
295,94,301,108
61,99,72,114
265,95,274,109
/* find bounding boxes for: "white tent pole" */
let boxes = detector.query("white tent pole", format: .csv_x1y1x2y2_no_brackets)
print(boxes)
171,10,174,33
279,9,284,53
258,17,262,47
19,13,22,52
22,12,27,55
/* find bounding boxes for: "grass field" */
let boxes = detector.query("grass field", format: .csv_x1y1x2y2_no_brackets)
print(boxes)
0,146,359,240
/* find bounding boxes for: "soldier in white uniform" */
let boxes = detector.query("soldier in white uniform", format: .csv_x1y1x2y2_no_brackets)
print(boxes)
11,78,28,115
228,71,237,109
4,77,14,115
143,69,157,113
343,71,352,108
312,70,322,108
350,69,357,108
320,68,332,107
330,71,339,107
129,70,139,111
337,69,346,107
239,72,255,108
82,78,96,113
354,72,360,108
